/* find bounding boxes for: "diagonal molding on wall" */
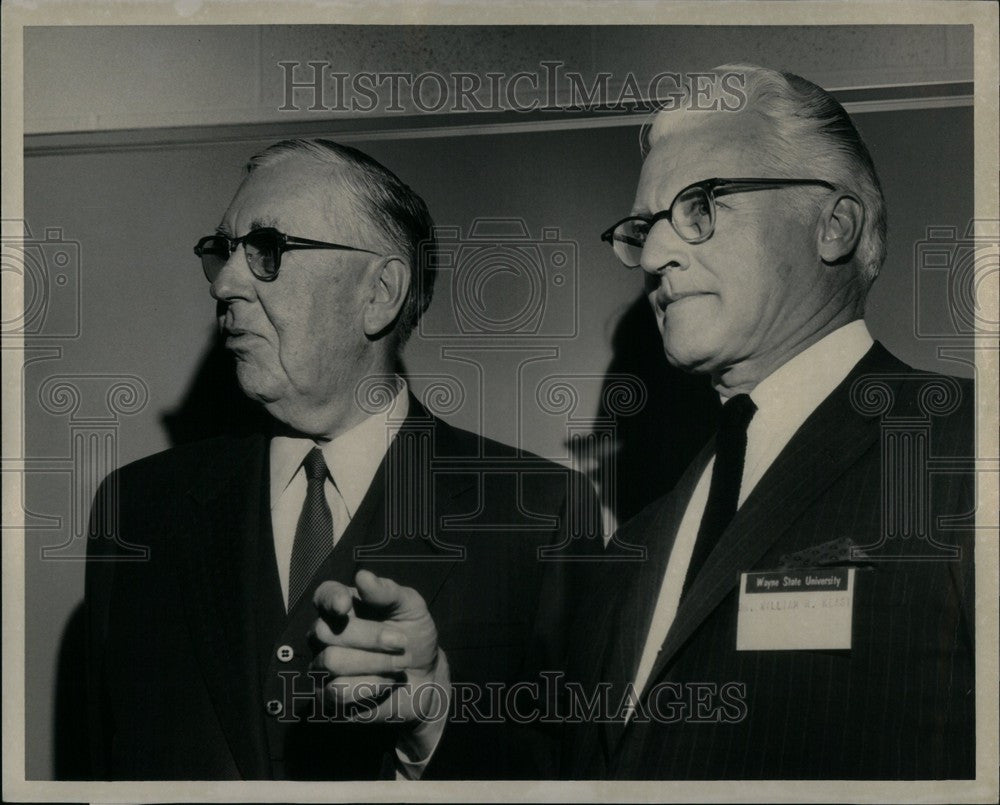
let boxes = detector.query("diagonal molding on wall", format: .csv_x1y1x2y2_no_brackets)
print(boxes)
23,81,974,158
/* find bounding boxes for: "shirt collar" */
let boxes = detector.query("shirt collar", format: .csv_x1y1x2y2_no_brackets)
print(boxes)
731,319,874,423
269,379,410,516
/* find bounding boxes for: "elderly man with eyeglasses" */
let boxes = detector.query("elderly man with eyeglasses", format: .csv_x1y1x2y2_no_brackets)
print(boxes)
84,139,600,781
560,64,976,780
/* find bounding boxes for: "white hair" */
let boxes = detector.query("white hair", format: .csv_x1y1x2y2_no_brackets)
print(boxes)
642,63,887,288
247,139,437,346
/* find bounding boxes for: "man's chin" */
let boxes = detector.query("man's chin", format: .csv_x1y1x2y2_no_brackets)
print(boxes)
234,363,283,406
661,337,717,375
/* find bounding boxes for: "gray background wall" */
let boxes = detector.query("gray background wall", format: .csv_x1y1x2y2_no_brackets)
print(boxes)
20,25,974,779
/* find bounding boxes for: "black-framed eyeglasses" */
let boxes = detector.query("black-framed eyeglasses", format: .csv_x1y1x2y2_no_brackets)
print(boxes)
600,177,837,268
193,227,381,282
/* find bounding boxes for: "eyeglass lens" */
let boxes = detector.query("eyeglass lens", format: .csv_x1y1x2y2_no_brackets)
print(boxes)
198,232,279,282
610,185,715,267
672,186,714,242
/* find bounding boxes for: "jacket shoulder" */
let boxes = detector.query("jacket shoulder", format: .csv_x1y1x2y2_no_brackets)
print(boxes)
98,434,266,512
426,413,600,524
428,413,571,469
852,343,973,438
113,434,263,479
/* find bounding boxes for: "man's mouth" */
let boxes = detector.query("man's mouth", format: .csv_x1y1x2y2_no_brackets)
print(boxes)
652,289,709,311
222,328,261,349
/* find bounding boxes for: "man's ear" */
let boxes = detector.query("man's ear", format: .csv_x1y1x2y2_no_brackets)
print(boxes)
817,194,864,264
363,255,411,338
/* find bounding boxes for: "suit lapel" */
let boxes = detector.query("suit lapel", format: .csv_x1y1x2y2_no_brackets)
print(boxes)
174,434,271,779
352,397,466,607
641,342,903,693
599,442,713,756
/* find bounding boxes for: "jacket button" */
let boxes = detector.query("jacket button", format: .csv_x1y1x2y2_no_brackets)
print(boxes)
277,644,294,662
265,699,283,717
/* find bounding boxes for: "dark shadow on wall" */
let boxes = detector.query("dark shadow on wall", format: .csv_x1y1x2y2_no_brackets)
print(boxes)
161,332,272,446
574,294,719,526
53,602,87,779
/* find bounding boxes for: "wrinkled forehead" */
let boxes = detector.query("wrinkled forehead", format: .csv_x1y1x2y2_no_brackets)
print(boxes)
634,112,774,211
220,158,363,240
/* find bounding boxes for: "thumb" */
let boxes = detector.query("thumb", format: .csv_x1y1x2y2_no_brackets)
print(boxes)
354,569,403,611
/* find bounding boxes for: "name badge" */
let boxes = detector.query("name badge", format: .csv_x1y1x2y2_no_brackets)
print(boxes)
736,568,855,651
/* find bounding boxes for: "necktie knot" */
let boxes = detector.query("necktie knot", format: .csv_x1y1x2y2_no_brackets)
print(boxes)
719,393,757,434
302,447,328,483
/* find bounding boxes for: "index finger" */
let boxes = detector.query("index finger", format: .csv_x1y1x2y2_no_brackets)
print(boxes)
354,570,425,616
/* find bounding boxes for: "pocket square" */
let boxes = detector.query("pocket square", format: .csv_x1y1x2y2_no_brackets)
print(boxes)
778,537,870,569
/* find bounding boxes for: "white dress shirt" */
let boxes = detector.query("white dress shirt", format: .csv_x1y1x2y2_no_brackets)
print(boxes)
629,320,875,705
270,388,409,610
267,381,446,779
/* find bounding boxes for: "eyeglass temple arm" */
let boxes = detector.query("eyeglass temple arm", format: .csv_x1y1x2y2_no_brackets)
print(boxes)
193,236,379,259
281,241,381,256
711,178,836,195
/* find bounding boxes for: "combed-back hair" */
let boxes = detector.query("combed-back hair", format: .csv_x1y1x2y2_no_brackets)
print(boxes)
248,138,437,345
641,64,887,287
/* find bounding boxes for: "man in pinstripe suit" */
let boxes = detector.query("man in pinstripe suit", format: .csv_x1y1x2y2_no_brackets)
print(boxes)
562,64,975,779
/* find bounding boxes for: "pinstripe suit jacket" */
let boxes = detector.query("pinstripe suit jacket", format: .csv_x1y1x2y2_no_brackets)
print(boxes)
562,342,975,779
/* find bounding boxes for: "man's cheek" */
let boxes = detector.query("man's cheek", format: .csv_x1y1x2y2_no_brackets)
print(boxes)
276,324,331,385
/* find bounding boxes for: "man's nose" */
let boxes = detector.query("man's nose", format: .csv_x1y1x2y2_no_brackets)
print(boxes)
639,222,690,276
209,247,255,302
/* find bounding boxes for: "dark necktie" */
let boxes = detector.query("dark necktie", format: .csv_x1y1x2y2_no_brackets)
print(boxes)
681,393,757,597
288,447,334,610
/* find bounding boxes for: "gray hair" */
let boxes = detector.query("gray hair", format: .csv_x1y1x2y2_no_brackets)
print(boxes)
642,64,887,288
247,139,437,346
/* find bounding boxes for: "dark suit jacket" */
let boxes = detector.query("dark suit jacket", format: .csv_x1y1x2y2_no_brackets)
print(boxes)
85,396,601,780
562,343,975,779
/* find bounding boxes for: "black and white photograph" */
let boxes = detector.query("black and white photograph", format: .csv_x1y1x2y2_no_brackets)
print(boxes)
2,2,998,802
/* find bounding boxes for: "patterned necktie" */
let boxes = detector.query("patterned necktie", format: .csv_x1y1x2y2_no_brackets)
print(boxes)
288,447,334,610
681,393,757,598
